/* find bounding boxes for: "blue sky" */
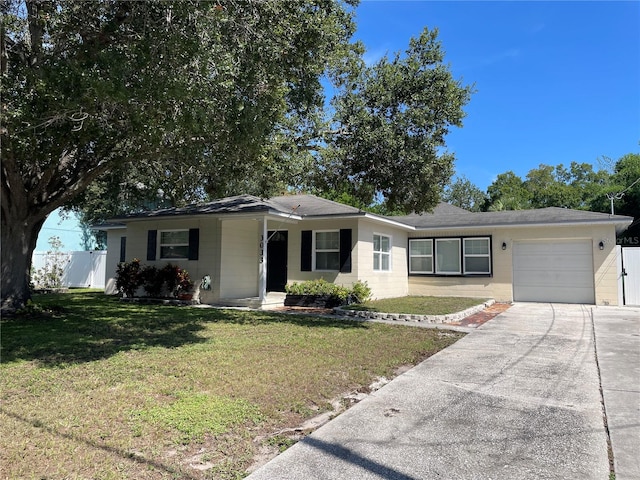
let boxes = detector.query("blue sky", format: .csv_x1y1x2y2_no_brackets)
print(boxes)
36,0,640,251
353,0,639,190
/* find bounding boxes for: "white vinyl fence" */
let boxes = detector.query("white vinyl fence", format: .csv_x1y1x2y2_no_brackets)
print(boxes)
619,246,640,306
32,251,107,289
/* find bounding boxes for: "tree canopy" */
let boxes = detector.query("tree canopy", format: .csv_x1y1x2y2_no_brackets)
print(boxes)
317,28,473,213
442,175,487,212
2,1,473,310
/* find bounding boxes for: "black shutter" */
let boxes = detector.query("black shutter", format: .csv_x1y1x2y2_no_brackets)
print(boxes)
339,229,352,273
188,228,200,260
301,230,312,271
119,236,126,263
147,230,157,261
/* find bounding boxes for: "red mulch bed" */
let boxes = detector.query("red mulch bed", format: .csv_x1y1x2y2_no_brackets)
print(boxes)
445,302,512,328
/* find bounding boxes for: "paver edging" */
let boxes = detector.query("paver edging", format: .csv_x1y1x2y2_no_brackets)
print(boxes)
333,299,495,324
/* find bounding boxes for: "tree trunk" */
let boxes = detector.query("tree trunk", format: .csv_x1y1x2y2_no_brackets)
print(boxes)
1,210,46,313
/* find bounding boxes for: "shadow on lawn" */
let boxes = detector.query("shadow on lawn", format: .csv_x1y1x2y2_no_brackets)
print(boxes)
1,292,366,367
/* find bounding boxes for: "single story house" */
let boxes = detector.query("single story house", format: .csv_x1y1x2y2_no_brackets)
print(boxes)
98,194,633,307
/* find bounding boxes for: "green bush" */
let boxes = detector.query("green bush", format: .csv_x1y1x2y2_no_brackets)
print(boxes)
141,265,164,297
115,259,143,298
116,261,193,298
285,279,371,304
350,280,372,304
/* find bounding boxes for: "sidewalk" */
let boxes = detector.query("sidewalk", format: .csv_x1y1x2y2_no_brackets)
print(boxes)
592,306,640,480
247,303,613,479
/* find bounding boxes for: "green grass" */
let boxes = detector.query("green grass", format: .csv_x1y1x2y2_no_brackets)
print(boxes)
344,295,489,315
1,291,465,479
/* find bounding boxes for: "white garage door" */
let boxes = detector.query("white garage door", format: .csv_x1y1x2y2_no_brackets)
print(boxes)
513,240,595,304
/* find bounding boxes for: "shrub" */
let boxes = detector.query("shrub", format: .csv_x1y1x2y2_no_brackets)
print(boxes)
160,264,193,297
31,236,66,289
285,279,370,305
141,265,164,298
349,280,372,304
115,259,143,298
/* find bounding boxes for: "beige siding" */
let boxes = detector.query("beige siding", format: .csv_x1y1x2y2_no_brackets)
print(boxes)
219,219,260,298
104,229,124,295
357,221,409,299
282,218,360,289
111,218,221,300
408,224,621,305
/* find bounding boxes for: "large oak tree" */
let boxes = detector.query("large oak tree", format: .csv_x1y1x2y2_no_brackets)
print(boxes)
1,0,357,311
2,2,473,311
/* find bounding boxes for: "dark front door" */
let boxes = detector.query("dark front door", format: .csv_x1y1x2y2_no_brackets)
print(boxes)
267,231,288,292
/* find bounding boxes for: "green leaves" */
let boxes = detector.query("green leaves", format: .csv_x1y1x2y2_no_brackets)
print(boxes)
322,27,474,213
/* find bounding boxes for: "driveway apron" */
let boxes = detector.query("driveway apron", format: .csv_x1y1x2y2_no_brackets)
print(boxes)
247,303,610,480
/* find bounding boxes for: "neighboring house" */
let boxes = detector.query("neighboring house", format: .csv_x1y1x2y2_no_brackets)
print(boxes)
98,194,633,307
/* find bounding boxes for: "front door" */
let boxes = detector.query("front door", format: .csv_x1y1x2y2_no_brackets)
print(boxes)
267,231,288,292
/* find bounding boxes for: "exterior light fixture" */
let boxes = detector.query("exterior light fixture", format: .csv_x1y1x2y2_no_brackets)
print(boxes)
599,241,605,250
502,242,507,250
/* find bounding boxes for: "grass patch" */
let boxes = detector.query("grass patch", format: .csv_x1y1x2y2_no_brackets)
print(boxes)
344,295,488,315
134,392,263,444
1,291,464,479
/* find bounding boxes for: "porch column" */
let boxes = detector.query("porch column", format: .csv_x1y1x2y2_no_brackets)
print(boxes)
258,217,267,301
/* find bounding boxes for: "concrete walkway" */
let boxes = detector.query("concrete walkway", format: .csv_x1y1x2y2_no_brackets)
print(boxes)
247,303,640,480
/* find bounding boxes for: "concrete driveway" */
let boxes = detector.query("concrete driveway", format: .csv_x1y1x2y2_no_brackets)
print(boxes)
247,303,640,480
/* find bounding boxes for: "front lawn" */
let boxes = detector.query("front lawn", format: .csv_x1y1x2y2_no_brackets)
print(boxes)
345,295,489,315
1,291,464,480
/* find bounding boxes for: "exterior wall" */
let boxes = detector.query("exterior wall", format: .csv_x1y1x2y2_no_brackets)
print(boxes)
105,230,125,294
408,223,621,305
114,217,221,301
219,219,260,298
278,217,409,300
356,221,409,299
281,218,360,289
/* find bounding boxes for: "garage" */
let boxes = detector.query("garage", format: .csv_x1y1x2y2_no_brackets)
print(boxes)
513,240,595,304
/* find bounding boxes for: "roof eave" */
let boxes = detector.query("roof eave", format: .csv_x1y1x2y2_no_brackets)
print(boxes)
412,218,634,233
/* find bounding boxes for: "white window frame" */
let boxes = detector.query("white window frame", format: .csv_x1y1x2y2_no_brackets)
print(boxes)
159,229,189,260
435,238,462,275
313,230,340,271
409,239,434,274
373,233,392,272
463,237,491,274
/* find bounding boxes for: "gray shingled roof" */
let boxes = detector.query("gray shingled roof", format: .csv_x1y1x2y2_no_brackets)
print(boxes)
270,194,364,217
109,195,278,220
107,194,633,234
110,194,365,221
393,206,634,232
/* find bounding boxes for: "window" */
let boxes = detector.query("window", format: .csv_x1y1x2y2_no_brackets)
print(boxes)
373,234,391,271
435,238,461,275
464,238,491,274
315,231,340,270
409,236,492,277
409,239,433,274
160,230,189,259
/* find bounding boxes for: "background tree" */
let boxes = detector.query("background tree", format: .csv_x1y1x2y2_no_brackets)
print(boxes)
524,162,607,209
1,0,358,311
484,171,531,211
594,153,640,241
442,175,486,212
317,27,474,213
